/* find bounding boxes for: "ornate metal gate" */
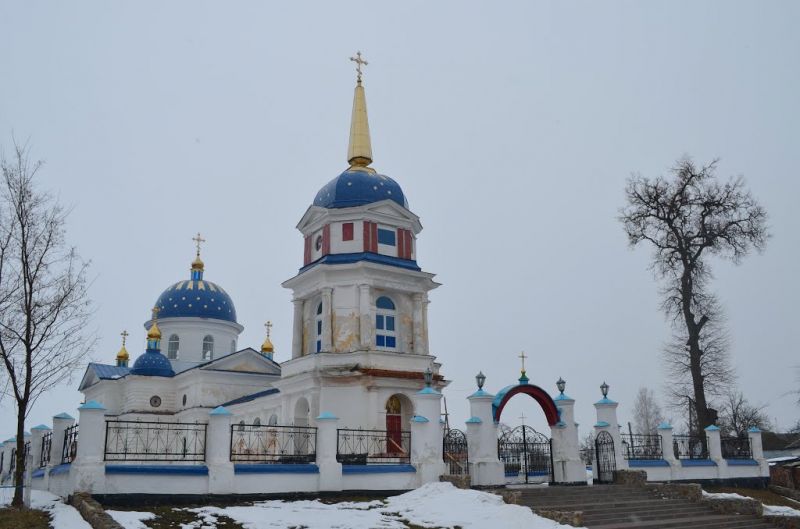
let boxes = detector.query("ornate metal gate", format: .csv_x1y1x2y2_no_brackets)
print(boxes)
443,428,469,475
595,431,616,484
498,425,552,484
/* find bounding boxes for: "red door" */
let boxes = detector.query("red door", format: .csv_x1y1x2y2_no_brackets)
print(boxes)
386,415,402,455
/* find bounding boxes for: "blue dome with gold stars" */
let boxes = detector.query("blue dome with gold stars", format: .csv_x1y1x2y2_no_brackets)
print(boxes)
313,169,408,210
154,255,237,323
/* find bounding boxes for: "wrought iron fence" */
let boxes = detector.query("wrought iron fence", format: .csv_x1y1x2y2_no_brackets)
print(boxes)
104,420,207,462
672,434,709,459
443,429,469,475
622,433,663,460
230,424,317,463
721,436,752,459
336,428,410,465
62,424,79,464
40,431,52,468
497,425,552,483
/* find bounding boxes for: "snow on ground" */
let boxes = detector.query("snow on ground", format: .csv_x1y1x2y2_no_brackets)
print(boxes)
701,490,751,501
106,509,157,529
0,488,92,529
109,482,581,529
763,504,800,517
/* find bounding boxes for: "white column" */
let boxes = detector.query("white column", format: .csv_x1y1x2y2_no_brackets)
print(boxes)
321,287,333,352
705,425,726,479
658,422,678,480
412,294,426,355
594,396,628,470
207,406,234,494
411,388,445,484
465,389,504,486
358,284,371,349
551,394,586,484
51,413,75,469
748,427,769,477
72,401,107,493
29,425,49,491
292,299,304,359
315,412,342,491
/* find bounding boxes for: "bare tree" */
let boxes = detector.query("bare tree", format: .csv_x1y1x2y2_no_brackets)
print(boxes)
632,387,664,435
0,140,93,507
717,391,772,437
620,158,768,432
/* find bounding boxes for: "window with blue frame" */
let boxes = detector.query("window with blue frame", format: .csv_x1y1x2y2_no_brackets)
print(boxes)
375,296,397,349
315,302,323,352
377,228,396,246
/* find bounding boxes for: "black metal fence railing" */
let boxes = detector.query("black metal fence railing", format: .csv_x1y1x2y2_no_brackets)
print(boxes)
40,431,52,468
721,436,752,459
443,429,469,475
61,424,78,464
622,433,663,460
672,434,709,460
336,428,411,465
104,420,207,462
230,424,317,463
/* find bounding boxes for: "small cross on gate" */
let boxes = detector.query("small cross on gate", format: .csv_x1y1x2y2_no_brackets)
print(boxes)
519,412,527,426
350,51,368,83
120,330,129,347
519,350,528,373
192,232,206,257
265,320,272,338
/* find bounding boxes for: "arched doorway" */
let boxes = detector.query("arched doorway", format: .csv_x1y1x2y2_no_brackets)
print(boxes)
385,394,412,455
595,431,616,483
492,383,559,426
294,397,310,427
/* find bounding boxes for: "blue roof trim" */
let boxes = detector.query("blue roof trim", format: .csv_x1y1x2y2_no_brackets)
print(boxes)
49,464,71,476
554,393,574,401
299,252,421,274
469,389,492,398
342,464,416,474
594,421,610,428
726,459,759,466
411,415,429,423
31,424,51,431
705,425,721,431
317,412,338,421
79,400,106,410
681,459,716,467
628,459,670,467
595,397,617,405
465,416,482,424
235,464,319,474
748,427,761,433
88,363,130,380
106,465,209,475
417,387,440,395
221,388,280,407
53,413,74,420
658,422,673,430
313,170,409,210
32,469,45,479
210,406,232,416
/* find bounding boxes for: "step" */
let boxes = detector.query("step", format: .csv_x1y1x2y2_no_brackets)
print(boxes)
589,514,772,529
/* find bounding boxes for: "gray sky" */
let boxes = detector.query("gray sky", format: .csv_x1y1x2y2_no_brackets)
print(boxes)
1,1,798,436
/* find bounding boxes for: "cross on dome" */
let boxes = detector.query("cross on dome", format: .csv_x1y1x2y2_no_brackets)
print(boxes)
192,232,206,257
265,320,272,338
519,351,527,373
350,51,368,84
120,330,129,347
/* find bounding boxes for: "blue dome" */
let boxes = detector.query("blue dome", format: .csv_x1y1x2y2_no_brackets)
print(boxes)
130,349,175,377
313,170,408,209
155,279,237,323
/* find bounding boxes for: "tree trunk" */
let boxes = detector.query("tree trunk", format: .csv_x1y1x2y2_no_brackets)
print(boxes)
681,271,711,432
12,402,26,507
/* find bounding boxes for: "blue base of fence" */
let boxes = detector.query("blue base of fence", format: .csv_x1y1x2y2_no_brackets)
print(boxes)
49,464,71,476
725,459,759,466
628,459,670,467
234,464,319,474
342,464,415,474
32,469,45,479
105,465,209,475
680,459,717,467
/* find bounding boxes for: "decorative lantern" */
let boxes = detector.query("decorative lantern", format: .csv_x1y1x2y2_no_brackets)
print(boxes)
475,371,486,390
600,381,609,398
556,377,566,395
424,367,433,388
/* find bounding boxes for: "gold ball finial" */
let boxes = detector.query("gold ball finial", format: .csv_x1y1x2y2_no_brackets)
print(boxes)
261,321,274,354
191,232,206,272
116,330,130,361
147,307,162,340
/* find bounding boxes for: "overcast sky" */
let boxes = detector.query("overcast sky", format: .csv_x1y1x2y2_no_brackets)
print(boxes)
1,1,798,437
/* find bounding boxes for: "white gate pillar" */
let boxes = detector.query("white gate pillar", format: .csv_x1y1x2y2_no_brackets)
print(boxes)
594,383,628,471
207,406,234,494
748,427,769,477
315,412,343,491
51,413,75,469
465,379,504,486
72,401,107,494
551,388,586,484
411,387,445,484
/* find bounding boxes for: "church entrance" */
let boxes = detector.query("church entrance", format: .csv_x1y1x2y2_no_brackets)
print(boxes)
385,394,411,455
498,425,552,484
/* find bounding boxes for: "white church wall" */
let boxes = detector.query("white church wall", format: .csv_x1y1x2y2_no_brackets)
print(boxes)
154,318,242,364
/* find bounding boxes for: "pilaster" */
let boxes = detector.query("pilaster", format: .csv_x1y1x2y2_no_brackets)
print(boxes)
292,299,304,359
321,287,333,351
358,284,371,349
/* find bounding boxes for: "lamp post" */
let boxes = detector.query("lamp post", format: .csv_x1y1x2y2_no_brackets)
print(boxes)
600,381,609,398
556,377,566,395
424,367,433,388
475,371,486,391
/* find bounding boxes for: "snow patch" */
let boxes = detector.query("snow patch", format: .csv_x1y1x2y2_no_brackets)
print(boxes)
701,490,751,501
764,504,800,517
107,510,157,529
0,488,92,529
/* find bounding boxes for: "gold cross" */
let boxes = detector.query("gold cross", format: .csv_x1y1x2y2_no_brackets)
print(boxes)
519,350,527,372
120,330,129,347
350,51,368,83
192,232,206,257
265,321,272,338
151,306,160,321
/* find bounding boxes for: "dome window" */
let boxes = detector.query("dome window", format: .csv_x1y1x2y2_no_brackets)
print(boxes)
167,334,179,359
375,296,397,349
377,228,396,246
202,335,214,360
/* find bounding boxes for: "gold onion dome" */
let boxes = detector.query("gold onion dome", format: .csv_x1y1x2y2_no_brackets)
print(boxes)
261,321,274,354
116,344,129,361
147,320,161,340
191,255,204,271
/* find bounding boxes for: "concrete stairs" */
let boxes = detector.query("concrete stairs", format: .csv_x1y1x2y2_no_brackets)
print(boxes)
516,484,775,528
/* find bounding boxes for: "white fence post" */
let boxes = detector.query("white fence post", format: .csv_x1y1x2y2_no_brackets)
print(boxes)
315,412,342,491
72,401,107,493
50,413,75,469
551,391,586,484
411,387,445,485
594,390,628,470
465,388,504,486
748,427,769,477
207,406,234,494
705,425,725,479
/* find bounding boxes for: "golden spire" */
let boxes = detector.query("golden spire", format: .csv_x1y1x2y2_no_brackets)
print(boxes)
116,330,130,361
191,232,206,272
147,307,162,340
261,321,274,355
347,51,373,170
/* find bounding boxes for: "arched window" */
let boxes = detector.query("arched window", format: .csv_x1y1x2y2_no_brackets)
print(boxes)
268,414,278,426
375,296,396,349
230,339,236,353
315,302,323,353
237,420,245,432
202,335,214,360
167,334,179,359
253,417,261,426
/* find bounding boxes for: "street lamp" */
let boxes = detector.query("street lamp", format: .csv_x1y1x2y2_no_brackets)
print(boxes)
475,371,486,390
556,377,566,395
424,367,433,388
600,381,609,398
